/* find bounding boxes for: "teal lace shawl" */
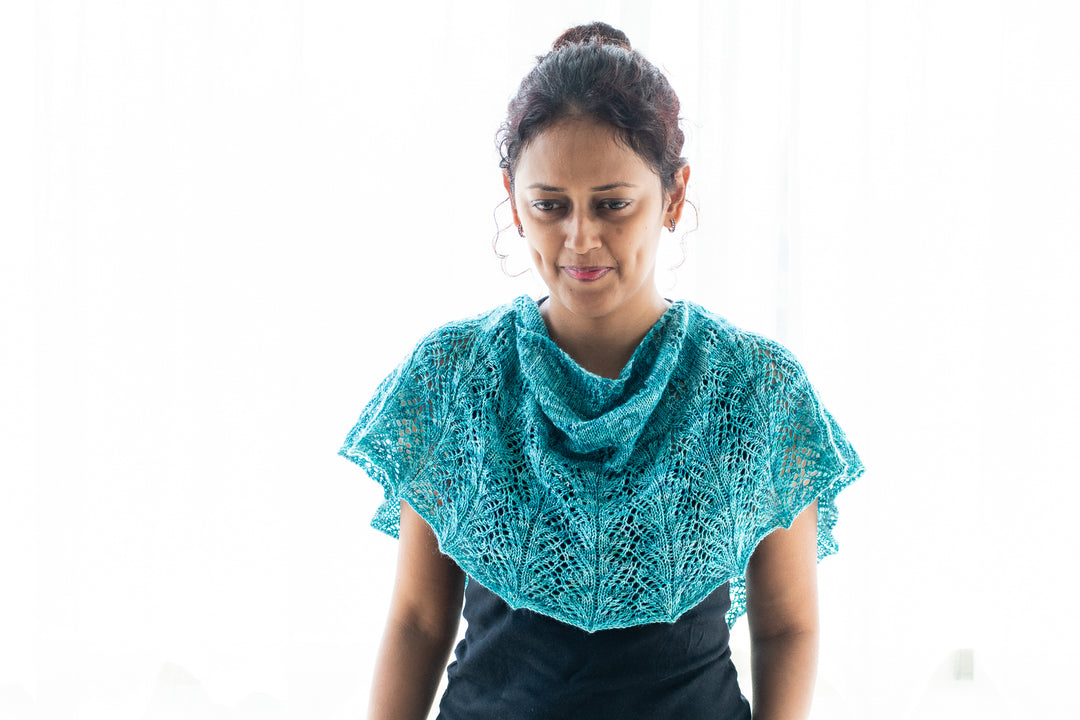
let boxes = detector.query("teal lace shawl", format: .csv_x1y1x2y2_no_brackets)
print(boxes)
339,296,863,632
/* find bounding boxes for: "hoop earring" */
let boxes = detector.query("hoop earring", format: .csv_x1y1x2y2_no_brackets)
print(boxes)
517,224,526,238
668,218,677,233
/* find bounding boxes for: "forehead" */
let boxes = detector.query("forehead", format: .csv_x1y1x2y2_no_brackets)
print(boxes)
516,117,659,188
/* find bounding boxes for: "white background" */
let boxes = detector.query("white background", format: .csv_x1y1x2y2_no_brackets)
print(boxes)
3,1,1079,718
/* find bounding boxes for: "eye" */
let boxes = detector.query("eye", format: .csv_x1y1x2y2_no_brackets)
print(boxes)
531,199,561,212
599,199,631,211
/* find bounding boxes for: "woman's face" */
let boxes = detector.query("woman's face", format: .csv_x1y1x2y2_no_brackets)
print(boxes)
506,117,687,328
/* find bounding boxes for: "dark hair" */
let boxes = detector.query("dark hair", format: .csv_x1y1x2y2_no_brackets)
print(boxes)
498,22,687,193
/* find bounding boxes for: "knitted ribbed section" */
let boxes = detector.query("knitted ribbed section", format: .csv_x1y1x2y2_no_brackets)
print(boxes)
339,296,863,631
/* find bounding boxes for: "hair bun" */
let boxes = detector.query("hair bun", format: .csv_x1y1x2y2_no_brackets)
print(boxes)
552,22,632,51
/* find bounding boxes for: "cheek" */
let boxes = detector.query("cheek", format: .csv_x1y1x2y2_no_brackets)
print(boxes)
633,235,662,265
526,237,557,267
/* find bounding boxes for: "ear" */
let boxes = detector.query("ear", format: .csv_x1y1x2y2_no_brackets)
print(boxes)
502,172,522,226
665,165,691,225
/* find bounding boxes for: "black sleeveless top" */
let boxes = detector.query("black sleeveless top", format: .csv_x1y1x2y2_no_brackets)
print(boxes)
437,578,751,720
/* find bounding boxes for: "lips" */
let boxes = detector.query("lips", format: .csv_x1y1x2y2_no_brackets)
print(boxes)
563,266,612,281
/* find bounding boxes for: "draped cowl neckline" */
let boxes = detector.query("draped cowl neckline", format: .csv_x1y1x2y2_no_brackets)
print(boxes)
513,296,689,464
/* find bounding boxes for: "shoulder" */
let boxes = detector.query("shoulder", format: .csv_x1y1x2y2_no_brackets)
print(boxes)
414,299,518,350
403,298,522,377
681,302,806,386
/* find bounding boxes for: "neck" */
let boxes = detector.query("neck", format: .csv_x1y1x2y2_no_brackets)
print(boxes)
540,293,671,379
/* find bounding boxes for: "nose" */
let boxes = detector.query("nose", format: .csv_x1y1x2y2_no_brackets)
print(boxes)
564,209,603,254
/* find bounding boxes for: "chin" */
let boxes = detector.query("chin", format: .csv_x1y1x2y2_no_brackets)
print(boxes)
552,286,626,319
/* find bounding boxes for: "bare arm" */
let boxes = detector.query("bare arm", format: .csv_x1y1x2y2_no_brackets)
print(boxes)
368,501,466,720
746,500,819,720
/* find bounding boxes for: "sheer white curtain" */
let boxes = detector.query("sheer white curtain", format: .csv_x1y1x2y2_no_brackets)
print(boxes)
4,1,1078,718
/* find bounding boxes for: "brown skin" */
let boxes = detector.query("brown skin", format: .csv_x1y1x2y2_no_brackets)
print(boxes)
746,500,820,720
504,116,687,380
367,502,465,720
366,119,819,719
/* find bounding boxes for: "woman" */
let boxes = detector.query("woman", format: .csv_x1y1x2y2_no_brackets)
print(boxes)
340,22,862,720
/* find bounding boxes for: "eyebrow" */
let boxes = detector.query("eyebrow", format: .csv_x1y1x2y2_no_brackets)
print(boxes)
526,182,638,192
